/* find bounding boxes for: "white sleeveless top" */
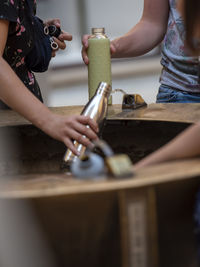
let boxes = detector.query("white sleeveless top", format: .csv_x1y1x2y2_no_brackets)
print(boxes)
160,0,200,92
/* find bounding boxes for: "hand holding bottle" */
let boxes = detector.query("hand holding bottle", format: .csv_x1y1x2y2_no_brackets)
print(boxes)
83,28,113,100
81,34,116,65
63,82,111,169
40,113,99,156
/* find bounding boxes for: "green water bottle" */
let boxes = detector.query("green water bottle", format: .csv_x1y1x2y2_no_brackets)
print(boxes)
88,27,112,102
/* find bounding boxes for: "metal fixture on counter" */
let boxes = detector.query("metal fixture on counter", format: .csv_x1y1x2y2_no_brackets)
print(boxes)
70,139,133,179
111,89,147,110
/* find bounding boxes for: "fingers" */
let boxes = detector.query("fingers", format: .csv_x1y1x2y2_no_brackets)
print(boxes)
44,18,73,53
110,43,117,55
68,129,94,147
51,31,72,56
65,116,99,155
59,31,73,42
64,136,93,156
81,34,90,65
74,123,98,142
63,137,80,156
77,116,99,134
82,34,90,48
81,46,89,65
81,34,114,64
44,113,99,156
53,37,66,50
45,18,61,28
69,116,98,141
51,51,56,57
63,129,95,156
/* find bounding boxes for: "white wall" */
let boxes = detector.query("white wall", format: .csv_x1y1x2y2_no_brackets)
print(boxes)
84,0,143,37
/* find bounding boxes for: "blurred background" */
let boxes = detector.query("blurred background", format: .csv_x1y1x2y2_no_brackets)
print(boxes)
36,0,162,106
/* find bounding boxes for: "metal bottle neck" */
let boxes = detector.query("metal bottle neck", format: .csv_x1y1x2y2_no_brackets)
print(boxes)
95,82,111,98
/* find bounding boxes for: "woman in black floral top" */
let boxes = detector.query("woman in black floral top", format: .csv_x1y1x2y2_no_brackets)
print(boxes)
0,0,98,154
1,0,43,106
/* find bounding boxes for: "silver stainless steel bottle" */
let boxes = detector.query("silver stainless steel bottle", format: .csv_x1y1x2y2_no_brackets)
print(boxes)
62,82,112,170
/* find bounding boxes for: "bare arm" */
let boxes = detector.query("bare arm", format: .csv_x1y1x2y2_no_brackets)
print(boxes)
82,0,169,63
0,20,98,155
134,122,200,170
111,0,169,58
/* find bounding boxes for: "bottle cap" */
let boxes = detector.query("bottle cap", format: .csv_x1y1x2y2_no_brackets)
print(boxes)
91,28,105,34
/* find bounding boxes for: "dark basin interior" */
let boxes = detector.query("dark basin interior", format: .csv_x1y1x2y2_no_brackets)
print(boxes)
0,119,190,176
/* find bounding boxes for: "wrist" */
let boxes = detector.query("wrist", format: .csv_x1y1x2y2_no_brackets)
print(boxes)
30,105,53,132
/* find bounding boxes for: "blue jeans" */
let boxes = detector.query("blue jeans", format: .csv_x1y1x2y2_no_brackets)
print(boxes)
156,85,200,103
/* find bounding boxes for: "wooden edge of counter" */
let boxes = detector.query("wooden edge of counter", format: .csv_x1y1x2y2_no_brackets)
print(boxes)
0,158,200,199
1,104,200,127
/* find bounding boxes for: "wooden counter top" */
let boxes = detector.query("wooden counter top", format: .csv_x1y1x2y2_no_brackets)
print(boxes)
1,158,200,199
107,103,200,123
1,104,200,199
1,103,200,127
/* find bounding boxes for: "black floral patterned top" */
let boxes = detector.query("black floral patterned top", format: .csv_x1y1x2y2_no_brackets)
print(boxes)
0,0,43,109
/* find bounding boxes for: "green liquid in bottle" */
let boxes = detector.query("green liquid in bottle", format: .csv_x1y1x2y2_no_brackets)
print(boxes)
88,37,112,102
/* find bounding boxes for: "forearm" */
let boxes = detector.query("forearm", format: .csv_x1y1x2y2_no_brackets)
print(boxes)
0,57,52,129
111,19,167,58
111,0,169,58
135,123,200,169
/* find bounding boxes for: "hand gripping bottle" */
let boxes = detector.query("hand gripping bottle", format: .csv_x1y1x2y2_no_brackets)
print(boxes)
62,82,112,171
88,28,112,101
